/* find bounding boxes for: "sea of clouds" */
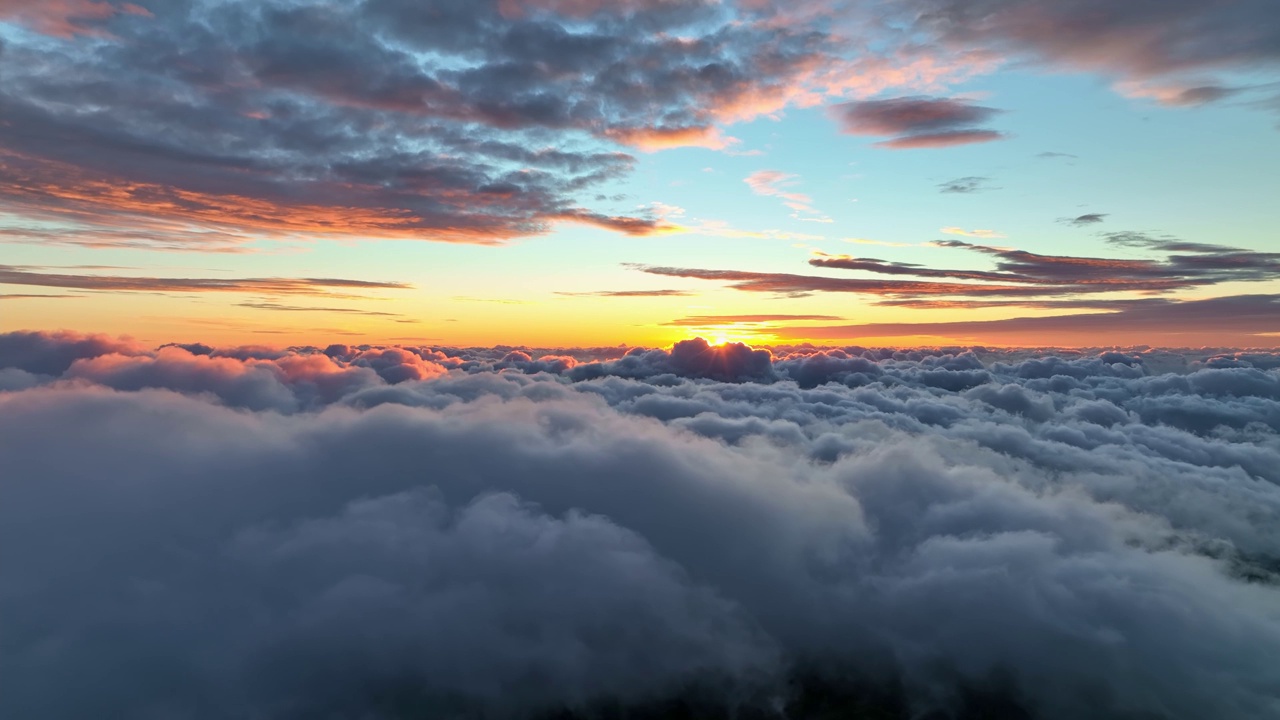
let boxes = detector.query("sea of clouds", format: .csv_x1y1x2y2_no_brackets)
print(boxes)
3,331,1280,719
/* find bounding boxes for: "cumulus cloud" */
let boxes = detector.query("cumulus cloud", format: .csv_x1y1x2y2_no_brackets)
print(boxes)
0,0,979,250
3,0,1274,257
6,0,1267,259
0,329,140,375
832,97,1006,149
3,330,1280,718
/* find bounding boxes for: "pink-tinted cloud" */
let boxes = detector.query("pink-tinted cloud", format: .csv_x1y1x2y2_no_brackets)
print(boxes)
873,129,1005,149
744,171,831,222
603,126,736,152
0,0,150,38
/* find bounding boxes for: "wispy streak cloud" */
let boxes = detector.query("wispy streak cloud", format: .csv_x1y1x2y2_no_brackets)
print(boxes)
0,266,412,297
767,295,1280,345
664,314,844,326
744,171,832,223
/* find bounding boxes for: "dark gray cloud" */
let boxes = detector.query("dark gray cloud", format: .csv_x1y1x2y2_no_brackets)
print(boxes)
637,237,1280,308
832,97,1006,148
938,176,995,193
4,0,1271,257
2,0,1276,259
889,0,1280,108
934,236,1280,287
833,97,1002,135
638,265,1069,298
635,234,1280,344
3,330,1280,718
1061,213,1107,226
1164,85,1242,106
0,329,140,375
0,0,867,248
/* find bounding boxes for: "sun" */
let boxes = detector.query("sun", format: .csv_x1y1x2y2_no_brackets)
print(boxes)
689,326,772,347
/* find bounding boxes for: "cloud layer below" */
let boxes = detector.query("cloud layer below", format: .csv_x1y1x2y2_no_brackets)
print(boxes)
4,331,1280,719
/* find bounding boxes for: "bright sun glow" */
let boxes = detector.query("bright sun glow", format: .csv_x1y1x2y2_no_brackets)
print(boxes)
689,327,774,347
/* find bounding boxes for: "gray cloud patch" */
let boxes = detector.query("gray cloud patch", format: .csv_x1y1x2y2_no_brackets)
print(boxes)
938,176,995,193
886,0,1280,111
1060,213,1107,226
0,0,875,248
832,97,1006,149
3,331,1280,718
640,237,1280,312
